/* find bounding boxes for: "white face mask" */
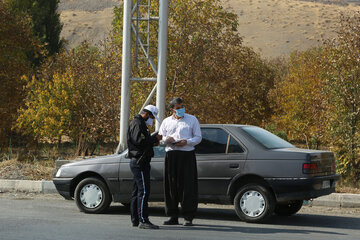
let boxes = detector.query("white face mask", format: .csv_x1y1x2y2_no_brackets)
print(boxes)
145,118,153,126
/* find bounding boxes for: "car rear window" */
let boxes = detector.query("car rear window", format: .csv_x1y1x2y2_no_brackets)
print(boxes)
241,126,294,149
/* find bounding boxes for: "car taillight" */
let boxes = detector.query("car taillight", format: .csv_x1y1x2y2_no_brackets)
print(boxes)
303,163,318,174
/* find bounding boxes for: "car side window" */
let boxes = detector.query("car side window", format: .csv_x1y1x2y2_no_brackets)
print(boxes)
153,145,166,157
228,136,244,153
195,128,228,154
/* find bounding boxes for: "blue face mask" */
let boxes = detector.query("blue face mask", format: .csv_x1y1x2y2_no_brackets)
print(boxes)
145,117,153,126
175,107,185,117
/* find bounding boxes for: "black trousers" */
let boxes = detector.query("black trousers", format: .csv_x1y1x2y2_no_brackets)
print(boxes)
164,150,198,221
130,158,151,224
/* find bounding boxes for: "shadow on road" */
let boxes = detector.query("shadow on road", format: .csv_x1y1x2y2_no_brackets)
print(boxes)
270,213,360,231
105,205,359,233
159,224,345,236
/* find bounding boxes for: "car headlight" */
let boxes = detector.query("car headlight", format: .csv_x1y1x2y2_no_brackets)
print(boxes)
55,168,62,177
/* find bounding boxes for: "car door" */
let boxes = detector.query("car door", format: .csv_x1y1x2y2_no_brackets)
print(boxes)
148,145,166,201
196,127,247,200
118,147,165,202
118,152,133,202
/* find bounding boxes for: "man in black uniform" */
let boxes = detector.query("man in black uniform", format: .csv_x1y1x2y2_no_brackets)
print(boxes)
127,105,161,229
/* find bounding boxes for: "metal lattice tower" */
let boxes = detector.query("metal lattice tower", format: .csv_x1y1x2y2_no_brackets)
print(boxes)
133,0,155,69
117,0,168,153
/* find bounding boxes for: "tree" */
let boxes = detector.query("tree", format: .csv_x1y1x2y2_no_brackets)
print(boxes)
270,49,330,148
15,42,122,156
112,0,276,126
6,0,63,57
0,1,43,149
322,13,360,181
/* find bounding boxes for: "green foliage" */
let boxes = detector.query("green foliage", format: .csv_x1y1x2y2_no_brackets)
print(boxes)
6,0,63,58
0,1,43,149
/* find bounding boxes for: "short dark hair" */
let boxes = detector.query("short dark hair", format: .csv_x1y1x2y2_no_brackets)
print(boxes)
169,97,184,109
141,109,152,115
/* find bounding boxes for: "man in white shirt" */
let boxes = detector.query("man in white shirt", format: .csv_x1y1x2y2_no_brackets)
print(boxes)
159,97,202,226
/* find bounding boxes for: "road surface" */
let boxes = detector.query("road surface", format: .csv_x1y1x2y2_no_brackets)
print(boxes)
0,193,359,240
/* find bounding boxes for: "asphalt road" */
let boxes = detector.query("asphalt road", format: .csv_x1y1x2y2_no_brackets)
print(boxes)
0,195,359,240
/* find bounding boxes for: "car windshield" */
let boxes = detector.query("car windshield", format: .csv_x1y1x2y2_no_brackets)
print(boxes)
240,126,294,149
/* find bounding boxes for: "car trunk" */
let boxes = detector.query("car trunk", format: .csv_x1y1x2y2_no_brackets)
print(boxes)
307,152,336,176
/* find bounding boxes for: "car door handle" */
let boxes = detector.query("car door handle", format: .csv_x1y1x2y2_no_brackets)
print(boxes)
229,163,239,168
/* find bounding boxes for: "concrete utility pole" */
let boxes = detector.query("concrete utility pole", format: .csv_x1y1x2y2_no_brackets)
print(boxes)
156,0,169,130
117,0,169,153
118,0,133,153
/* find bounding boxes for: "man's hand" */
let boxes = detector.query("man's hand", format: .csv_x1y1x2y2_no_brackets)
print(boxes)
175,140,187,147
165,136,175,144
156,134,163,141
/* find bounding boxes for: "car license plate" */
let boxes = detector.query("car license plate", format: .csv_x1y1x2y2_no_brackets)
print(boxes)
322,180,330,189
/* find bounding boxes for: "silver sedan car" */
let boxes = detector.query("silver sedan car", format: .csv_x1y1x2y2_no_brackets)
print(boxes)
53,124,339,223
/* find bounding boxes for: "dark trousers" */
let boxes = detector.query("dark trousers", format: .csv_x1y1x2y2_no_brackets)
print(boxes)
164,150,198,221
130,158,151,224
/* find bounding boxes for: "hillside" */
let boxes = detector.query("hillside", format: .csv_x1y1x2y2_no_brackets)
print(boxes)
59,0,360,58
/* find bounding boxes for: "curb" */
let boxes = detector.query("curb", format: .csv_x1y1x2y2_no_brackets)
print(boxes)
0,179,359,208
0,179,57,194
311,193,360,208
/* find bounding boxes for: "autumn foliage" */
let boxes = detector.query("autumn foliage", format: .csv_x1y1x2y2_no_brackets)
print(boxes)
0,1,43,148
15,43,122,156
1,1,360,183
272,13,360,182
112,0,275,126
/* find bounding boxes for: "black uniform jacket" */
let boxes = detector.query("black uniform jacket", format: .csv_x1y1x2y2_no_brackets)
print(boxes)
127,114,158,159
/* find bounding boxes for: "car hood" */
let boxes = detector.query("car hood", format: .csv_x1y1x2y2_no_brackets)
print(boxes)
62,154,120,167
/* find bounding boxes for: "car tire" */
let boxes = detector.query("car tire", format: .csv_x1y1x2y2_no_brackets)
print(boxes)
234,183,275,223
274,200,303,216
74,177,111,214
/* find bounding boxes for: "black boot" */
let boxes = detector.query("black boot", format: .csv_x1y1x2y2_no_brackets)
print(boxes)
163,217,179,225
132,221,139,227
139,221,159,229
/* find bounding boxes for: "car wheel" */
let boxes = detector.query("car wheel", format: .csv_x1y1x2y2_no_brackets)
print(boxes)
74,177,111,214
274,200,303,216
234,183,275,223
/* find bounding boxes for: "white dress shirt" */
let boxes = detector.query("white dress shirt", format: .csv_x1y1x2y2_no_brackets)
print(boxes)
159,113,202,152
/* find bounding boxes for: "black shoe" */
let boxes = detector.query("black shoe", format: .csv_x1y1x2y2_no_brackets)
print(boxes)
139,221,159,229
163,217,179,225
183,220,193,226
132,222,139,227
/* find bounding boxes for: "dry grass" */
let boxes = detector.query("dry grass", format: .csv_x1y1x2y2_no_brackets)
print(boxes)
0,141,116,181
335,177,360,193
0,159,54,181
336,186,360,194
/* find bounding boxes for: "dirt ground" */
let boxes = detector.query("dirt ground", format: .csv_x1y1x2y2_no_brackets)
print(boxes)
59,0,360,58
223,0,360,58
